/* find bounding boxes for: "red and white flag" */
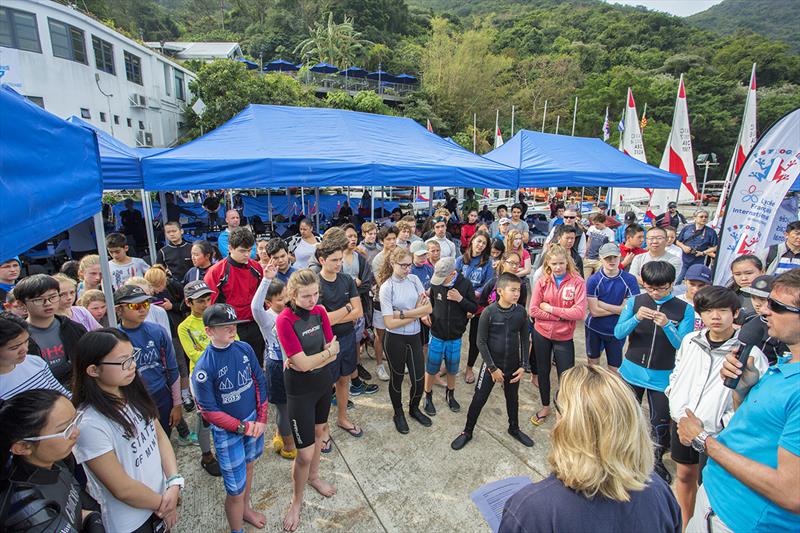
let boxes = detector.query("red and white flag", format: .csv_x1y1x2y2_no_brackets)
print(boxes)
713,63,757,226
648,75,699,218
615,88,649,205
494,109,504,148
426,118,434,133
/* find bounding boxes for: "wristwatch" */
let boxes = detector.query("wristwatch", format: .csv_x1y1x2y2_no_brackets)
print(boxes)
166,475,185,490
691,430,711,453
236,422,247,435
399,310,405,319
345,303,353,313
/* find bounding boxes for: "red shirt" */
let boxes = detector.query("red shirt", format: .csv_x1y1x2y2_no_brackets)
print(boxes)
619,245,647,269
204,258,263,321
460,223,477,251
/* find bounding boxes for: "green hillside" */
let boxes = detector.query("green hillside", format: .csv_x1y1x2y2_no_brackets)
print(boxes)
688,0,799,52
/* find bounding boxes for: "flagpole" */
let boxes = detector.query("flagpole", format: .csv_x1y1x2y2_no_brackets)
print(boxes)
571,96,578,136
541,100,548,132
371,186,375,222
555,115,560,135
429,186,433,216
473,113,477,153
495,109,499,146
300,187,305,215
511,105,515,137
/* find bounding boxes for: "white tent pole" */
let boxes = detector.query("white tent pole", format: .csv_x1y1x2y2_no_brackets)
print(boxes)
140,190,157,262
267,189,272,226
429,186,434,216
571,96,578,136
511,105,515,137
93,212,117,327
541,100,548,132
314,187,320,233
300,187,305,216
371,186,375,222
158,191,168,226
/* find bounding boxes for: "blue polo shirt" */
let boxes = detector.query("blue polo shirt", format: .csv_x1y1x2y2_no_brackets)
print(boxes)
677,224,718,265
703,357,800,532
585,269,640,336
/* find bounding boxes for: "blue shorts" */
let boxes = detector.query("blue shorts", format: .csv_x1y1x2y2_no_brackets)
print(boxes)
265,358,286,405
211,414,264,496
426,336,461,375
585,329,625,368
330,329,357,381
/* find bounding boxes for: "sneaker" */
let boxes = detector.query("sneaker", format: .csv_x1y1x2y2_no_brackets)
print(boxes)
361,383,379,395
350,382,365,397
357,364,372,381
508,427,534,447
446,392,461,413
409,407,432,427
201,456,222,476
176,431,199,447
451,431,472,450
182,395,196,412
376,364,390,382
331,397,354,409
393,412,409,434
424,394,437,416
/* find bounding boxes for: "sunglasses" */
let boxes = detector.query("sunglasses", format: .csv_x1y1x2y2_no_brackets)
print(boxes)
564,216,577,220
23,410,84,441
767,296,800,315
124,301,150,311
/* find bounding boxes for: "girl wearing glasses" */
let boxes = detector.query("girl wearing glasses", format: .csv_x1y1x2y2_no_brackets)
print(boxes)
0,389,105,533
504,230,532,305
72,329,182,533
377,247,432,434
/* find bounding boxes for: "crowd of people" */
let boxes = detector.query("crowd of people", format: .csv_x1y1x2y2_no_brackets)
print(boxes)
0,192,798,533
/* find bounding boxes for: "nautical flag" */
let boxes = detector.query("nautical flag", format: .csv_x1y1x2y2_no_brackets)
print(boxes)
495,125,504,148
602,106,610,141
426,119,433,133
482,188,490,199
416,187,429,202
616,88,650,206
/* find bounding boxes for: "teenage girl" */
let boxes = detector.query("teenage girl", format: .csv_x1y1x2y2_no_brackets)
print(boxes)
457,231,494,384
505,229,532,304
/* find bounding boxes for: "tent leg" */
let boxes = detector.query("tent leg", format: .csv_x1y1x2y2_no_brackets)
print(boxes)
371,187,375,222
381,187,385,217
300,187,305,216
141,190,158,263
158,191,168,226
580,187,585,208
267,189,273,227
315,187,320,233
429,186,433,216
93,212,117,328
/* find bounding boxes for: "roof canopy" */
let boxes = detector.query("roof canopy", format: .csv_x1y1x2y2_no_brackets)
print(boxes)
1,86,102,260
485,130,682,188
66,116,145,190
141,104,518,191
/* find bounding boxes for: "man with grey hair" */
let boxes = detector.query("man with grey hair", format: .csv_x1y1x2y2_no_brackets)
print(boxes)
675,209,718,283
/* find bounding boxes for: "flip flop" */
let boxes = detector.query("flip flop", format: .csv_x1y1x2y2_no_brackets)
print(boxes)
321,437,333,453
464,372,475,384
337,424,364,438
530,411,549,426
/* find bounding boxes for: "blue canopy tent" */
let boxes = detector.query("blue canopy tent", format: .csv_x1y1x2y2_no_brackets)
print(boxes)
367,70,394,81
1,85,103,260
484,130,682,188
394,74,418,84
309,62,339,74
236,57,260,70
141,104,519,191
339,66,368,78
264,59,299,72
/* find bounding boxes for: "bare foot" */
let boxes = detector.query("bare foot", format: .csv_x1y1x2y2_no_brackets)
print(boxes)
434,374,447,387
283,500,302,532
308,477,337,497
244,506,266,529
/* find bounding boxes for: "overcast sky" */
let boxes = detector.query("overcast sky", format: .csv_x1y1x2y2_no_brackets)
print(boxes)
602,0,724,17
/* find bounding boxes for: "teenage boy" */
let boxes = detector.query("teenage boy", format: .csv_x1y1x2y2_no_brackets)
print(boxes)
0,257,21,302
13,274,87,387
583,214,615,277
357,221,381,265
490,204,509,236
105,232,149,290
426,239,441,268
666,286,768,529
266,238,295,283
762,220,800,275
177,280,222,476
451,273,532,450
677,264,712,331
585,244,640,373
619,224,647,271
316,240,369,439
424,257,477,415
371,226,399,382
508,204,529,236
426,216,458,260
615,261,694,483
629,226,682,286
192,303,269,533
157,221,193,281
205,226,265,366
545,208,586,256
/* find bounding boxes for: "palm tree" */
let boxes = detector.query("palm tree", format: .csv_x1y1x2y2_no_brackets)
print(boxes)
293,12,373,69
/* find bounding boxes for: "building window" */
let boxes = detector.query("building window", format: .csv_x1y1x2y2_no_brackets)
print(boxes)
1,7,42,53
92,35,114,74
163,62,171,96
138,120,145,130
99,112,106,122
173,69,185,101
124,51,142,85
80,108,91,119
127,118,132,127
48,18,87,64
25,95,45,108
114,115,120,125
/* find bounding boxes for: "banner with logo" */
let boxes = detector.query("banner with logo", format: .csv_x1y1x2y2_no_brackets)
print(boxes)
713,109,800,286
767,195,799,246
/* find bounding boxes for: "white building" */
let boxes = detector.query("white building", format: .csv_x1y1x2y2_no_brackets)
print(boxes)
0,0,196,147
145,41,242,62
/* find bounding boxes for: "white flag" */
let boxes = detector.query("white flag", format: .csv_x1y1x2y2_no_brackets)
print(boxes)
713,108,800,286
615,88,649,205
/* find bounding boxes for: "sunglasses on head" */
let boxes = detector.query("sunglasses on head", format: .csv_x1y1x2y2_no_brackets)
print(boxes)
767,296,800,315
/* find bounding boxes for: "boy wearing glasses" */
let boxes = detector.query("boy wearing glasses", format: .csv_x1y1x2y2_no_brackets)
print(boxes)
115,285,182,437
614,261,694,483
13,274,87,387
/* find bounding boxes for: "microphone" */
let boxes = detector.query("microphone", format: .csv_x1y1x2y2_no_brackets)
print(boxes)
723,322,764,389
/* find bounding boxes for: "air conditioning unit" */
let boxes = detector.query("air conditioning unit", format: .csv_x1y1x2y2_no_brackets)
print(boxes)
135,130,154,147
129,94,147,108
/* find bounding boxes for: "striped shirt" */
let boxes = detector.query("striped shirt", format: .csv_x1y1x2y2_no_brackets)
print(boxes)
0,355,71,399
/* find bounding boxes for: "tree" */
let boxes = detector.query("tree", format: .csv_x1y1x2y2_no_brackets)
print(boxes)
293,12,373,68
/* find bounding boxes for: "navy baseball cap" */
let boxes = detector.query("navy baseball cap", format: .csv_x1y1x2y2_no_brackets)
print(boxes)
203,303,247,327
684,264,712,284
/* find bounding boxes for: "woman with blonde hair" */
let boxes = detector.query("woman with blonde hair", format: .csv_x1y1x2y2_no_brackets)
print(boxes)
529,244,586,426
500,365,681,532
504,229,532,304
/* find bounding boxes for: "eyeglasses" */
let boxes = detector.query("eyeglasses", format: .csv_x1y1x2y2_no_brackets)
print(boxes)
28,294,60,306
646,236,666,241
23,410,84,442
504,260,520,267
564,216,577,220
97,349,140,371
643,284,671,292
767,296,800,315
124,301,150,311
396,262,412,269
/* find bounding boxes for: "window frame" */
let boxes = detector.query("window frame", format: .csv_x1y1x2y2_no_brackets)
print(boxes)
91,35,115,74
173,69,185,101
48,18,87,64
124,50,143,85
1,7,42,53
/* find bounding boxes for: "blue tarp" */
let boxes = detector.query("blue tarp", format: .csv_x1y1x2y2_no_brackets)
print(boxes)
141,104,519,191
1,85,102,260
111,201,225,229
241,194,400,220
66,116,145,190
485,130,682,188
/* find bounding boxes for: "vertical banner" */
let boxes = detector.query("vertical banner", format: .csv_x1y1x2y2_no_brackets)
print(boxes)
767,195,799,246
616,88,649,206
713,109,800,286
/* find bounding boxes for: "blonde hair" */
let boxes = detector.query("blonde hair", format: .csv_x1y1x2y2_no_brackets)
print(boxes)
504,229,526,254
549,365,654,501
52,273,77,287
397,220,414,234
286,268,319,301
144,265,168,289
541,244,579,282
78,254,100,276
322,226,348,251
125,276,153,294
78,289,105,307
377,247,412,287
361,221,377,234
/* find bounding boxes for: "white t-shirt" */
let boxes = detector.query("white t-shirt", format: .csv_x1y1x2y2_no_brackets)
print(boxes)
146,304,173,340
109,258,150,290
0,355,70,399
629,252,683,284
379,274,425,335
666,244,682,259
426,236,457,260
73,404,165,533
292,239,318,270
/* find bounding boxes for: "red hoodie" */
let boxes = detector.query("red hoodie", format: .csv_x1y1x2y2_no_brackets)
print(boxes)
460,222,477,251
529,272,587,341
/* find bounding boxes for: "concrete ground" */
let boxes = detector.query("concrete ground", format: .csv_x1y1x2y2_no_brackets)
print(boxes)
173,321,675,532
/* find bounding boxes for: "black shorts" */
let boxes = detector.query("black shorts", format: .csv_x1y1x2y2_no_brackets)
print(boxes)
284,367,333,449
265,358,286,404
670,421,700,465
420,322,430,346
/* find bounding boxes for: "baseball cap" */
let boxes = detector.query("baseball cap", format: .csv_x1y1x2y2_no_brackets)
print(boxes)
430,257,455,286
410,240,428,256
184,280,213,300
741,274,774,298
203,303,247,327
498,217,511,226
113,285,152,305
598,243,621,258
668,202,678,209
684,264,712,284
624,211,637,222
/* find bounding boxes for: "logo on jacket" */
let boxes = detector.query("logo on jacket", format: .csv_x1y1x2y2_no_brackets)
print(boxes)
563,287,576,301
195,370,207,383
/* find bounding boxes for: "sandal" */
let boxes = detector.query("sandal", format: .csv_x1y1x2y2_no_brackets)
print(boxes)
321,437,333,454
464,370,475,384
530,410,549,426
337,423,364,438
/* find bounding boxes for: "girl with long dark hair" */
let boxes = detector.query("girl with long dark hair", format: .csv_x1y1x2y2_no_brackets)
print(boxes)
71,329,182,533
456,231,494,384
